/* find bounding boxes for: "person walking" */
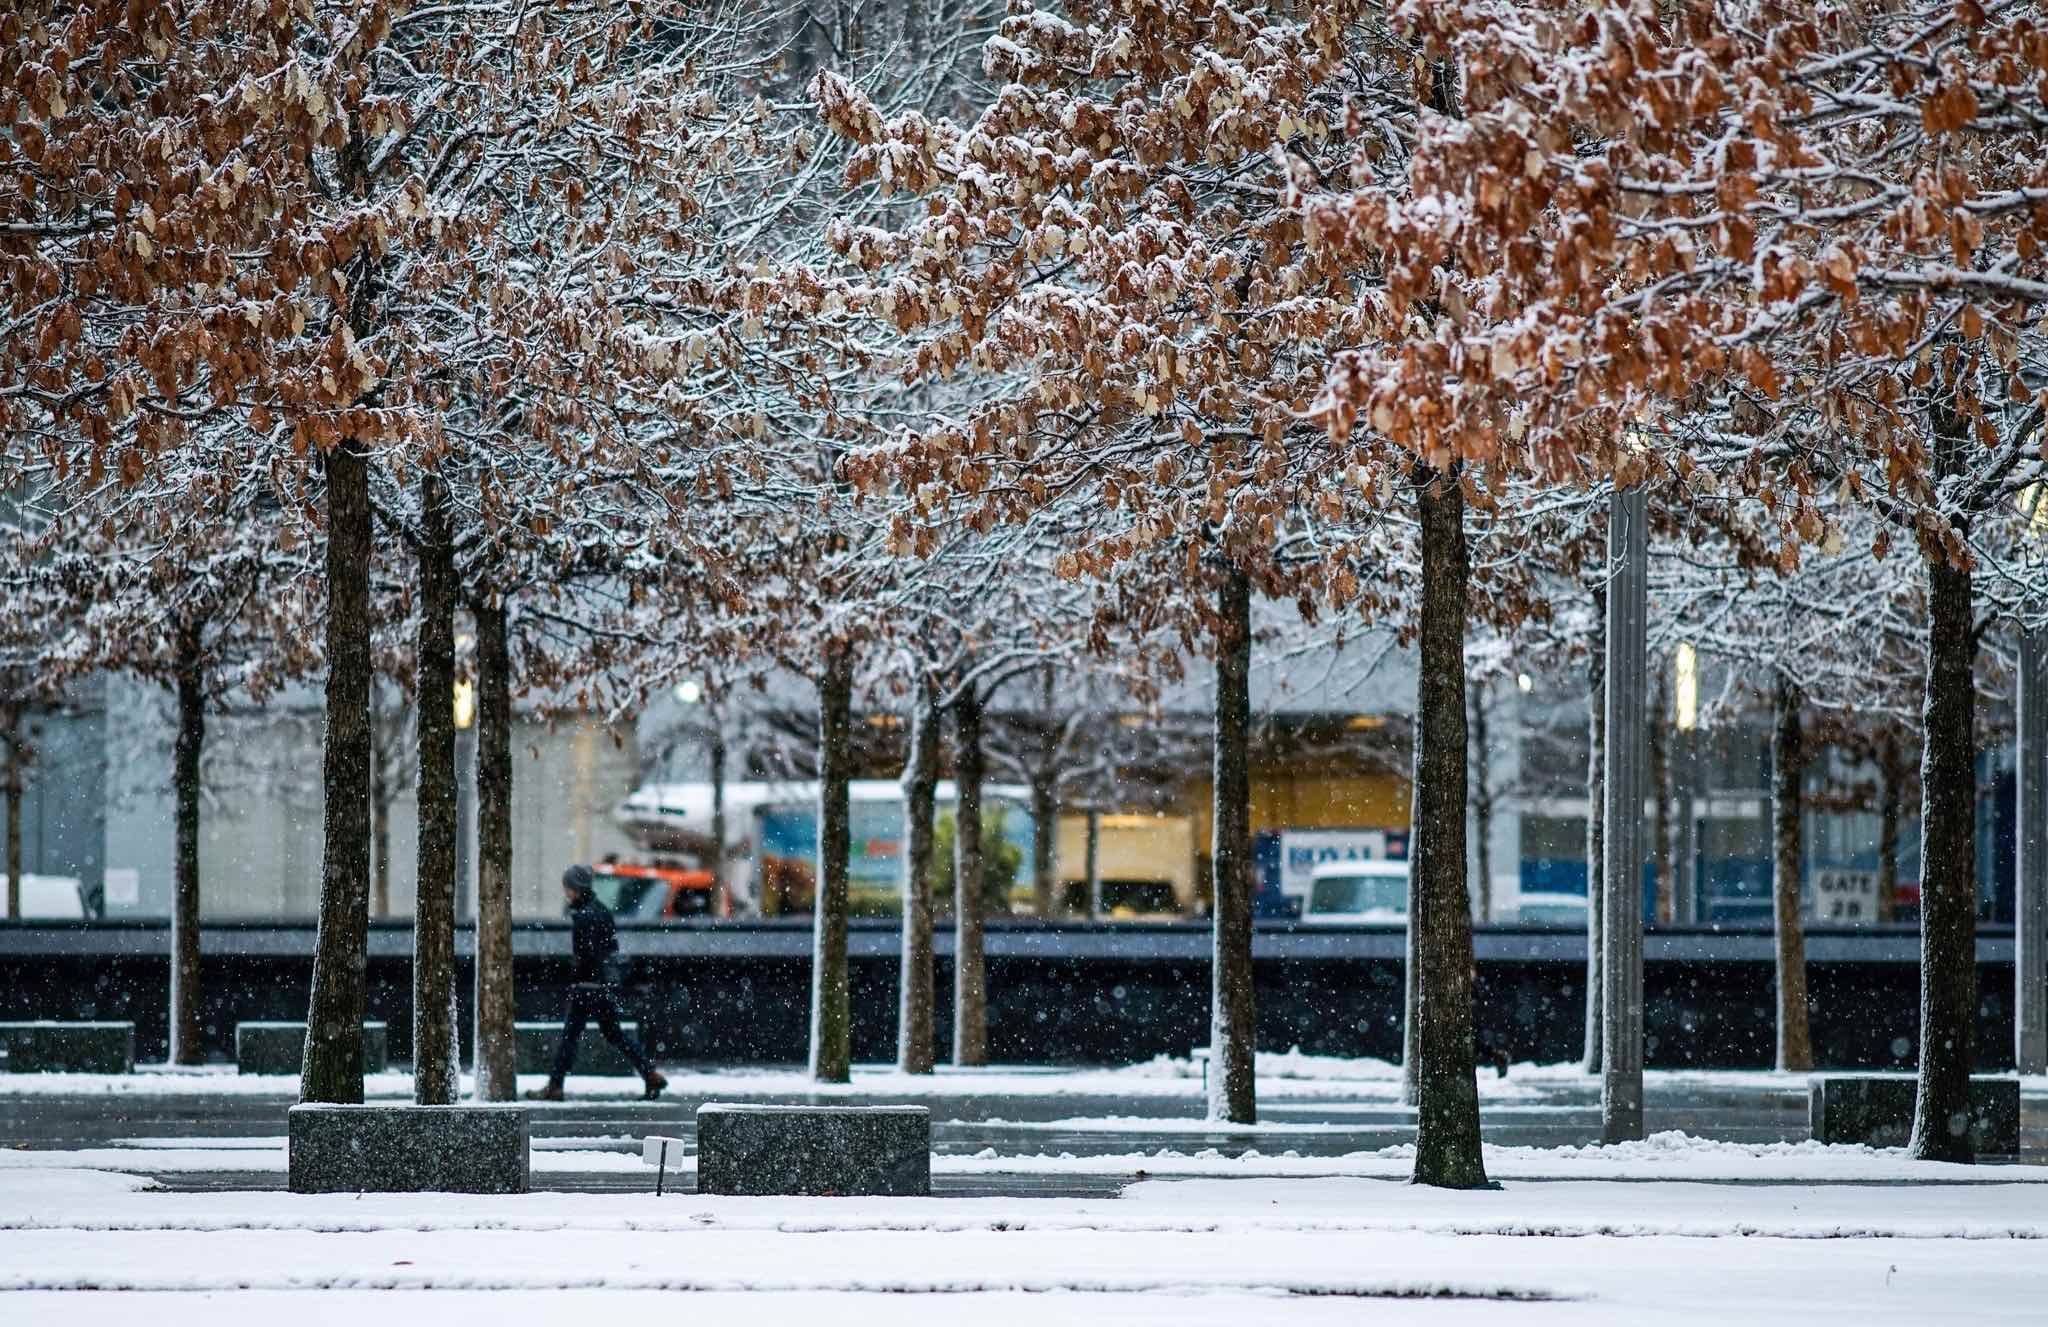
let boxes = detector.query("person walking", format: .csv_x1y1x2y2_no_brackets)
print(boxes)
525,864,668,1101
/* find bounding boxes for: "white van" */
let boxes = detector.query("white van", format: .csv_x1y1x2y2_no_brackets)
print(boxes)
1301,859,1409,924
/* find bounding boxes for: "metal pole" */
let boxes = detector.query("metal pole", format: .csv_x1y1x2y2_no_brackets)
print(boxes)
455,723,478,920
1602,485,1648,1142
2017,625,2046,1075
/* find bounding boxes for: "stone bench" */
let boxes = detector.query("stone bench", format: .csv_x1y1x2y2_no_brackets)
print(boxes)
236,1021,387,1075
0,1021,134,1073
514,1020,641,1076
695,1103,930,1197
1808,1075,2021,1154
287,1103,530,1193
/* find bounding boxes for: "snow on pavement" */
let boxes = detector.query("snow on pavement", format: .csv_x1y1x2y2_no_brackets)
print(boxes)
4,1056,2038,1106
8,1062,1426,1102
1,1167,2044,1324
6,1056,2041,1321
0,1289,1559,1327
0,1053,1618,1102
6,1164,2047,1239
0,1141,650,1174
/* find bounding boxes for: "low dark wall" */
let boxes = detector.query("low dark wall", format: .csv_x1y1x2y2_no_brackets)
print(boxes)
0,919,2020,1071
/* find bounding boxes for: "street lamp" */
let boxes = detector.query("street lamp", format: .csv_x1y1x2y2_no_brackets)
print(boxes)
452,634,478,918
1672,642,1700,927
1674,642,1698,733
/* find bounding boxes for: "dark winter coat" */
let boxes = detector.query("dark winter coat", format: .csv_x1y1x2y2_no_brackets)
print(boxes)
569,893,621,985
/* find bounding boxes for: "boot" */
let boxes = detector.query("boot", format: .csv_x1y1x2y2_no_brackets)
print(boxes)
642,1069,668,1101
524,1079,564,1102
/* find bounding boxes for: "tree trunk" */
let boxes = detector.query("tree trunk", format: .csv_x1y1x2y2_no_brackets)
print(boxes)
1085,807,1103,919
1652,666,1674,925
169,644,207,1065
1402,727,1421,1107
809,643,854,1083
1469,680,1492,924
898,678,939,1074
3,702,21,921
1771,672,1814,1072
371,777,391,918
472,597,517,1101
708,729,727,907
1583,584,1607,1074
952,685,989,1067
1877,733,1902,923
411,475,458,1105
1410,470,1488,1188
1911,409,1978,1162
2,767,16,920
302,439,374,1104
3,775,17,920
1209,562,1257,1124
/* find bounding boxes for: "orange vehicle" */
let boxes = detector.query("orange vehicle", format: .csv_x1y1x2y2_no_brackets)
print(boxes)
589,858,728,920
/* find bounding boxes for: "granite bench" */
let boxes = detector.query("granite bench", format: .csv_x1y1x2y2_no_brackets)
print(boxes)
514,1020,641,1076
695,1103,931,1196
1808,1075,2021,1154
236,1021,387,1075
0,1020,135,1073
287,1103,531,1193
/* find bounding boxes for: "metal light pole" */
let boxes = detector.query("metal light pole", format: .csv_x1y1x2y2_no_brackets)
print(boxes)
2017,624,2046,1075
1602,483,1649,1142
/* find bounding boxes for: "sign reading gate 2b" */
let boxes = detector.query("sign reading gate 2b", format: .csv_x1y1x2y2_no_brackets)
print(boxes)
1810,867,1880,923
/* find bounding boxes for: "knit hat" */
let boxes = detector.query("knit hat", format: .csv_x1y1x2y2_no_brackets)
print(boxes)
562,864,595,895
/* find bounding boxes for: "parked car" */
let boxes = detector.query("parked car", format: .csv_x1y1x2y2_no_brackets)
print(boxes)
1300,859,1409,924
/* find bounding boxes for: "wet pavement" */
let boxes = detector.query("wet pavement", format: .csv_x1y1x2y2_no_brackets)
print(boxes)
0,1079,1817,1152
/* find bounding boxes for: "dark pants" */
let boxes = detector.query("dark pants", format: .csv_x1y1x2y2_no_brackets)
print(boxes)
550,984,655,1079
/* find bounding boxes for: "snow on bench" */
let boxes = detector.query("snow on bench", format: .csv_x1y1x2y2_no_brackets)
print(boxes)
0,1021,134,1073
694,1103,930,1197
287,1103,530,1193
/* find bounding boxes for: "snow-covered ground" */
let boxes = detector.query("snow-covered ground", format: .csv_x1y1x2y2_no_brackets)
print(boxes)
2,1166,2043,1324
6,1050,2042,1321
6,1050,1547,1100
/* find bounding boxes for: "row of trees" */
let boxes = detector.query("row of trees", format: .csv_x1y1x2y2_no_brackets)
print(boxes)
807,0,2047,1175
4,1,2045,1183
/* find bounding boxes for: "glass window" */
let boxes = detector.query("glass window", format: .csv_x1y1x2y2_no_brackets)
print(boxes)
590,872,659,917
1308,872,1406,915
